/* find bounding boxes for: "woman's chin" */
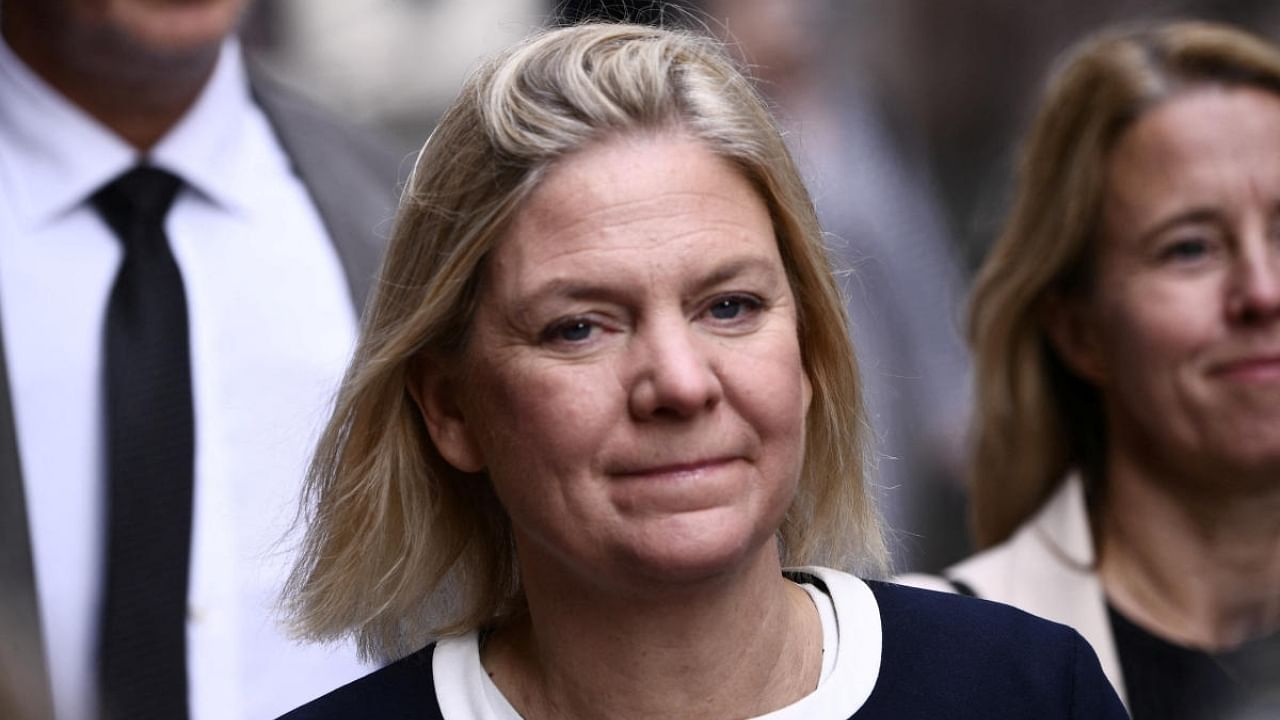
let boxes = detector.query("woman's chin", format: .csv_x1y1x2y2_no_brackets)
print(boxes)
604,518,780,592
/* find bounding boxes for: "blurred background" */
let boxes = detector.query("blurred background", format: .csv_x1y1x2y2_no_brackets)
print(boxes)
240,0,1280,573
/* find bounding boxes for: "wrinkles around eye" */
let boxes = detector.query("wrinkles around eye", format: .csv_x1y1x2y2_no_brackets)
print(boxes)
536,292,773,354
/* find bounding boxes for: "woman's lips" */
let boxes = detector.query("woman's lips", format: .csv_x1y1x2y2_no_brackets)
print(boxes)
608,457,743,514
612,457,738,479
1209,354,1280,381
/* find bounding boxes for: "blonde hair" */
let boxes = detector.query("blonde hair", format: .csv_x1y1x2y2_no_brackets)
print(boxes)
969,20,1280,548
284,22,886,660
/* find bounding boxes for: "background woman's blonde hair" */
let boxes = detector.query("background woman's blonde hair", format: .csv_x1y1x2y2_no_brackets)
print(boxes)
969,20,1280,549
284,21,886,661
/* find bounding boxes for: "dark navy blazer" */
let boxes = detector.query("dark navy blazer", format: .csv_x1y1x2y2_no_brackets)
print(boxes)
280,581,1129,719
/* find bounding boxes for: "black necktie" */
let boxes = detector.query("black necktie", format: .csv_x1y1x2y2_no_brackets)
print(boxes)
92,165,193,720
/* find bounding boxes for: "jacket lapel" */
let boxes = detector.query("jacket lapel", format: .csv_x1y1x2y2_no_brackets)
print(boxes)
0,316,54,718
245,57,403,312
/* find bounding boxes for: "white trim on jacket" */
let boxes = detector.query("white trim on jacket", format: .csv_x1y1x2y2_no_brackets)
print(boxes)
897,473,1128,710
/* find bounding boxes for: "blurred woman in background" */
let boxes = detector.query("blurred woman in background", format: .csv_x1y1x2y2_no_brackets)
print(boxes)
904,20,1280,720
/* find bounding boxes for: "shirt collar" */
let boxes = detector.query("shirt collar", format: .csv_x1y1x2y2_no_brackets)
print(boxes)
0,36,257,230
149,38,257,214
0,35,135,229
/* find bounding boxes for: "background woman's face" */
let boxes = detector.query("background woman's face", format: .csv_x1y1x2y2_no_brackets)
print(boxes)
435,135,811,597
1067,86,1280,486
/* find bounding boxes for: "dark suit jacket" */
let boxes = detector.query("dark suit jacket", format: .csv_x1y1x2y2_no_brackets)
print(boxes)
278,581,1129,719
0,54,404,719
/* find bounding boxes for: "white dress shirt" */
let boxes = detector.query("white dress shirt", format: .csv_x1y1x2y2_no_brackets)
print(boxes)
0,36,372,720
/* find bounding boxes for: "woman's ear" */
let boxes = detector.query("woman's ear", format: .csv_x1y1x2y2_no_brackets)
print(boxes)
408,357,486,473
1042,293,1108,386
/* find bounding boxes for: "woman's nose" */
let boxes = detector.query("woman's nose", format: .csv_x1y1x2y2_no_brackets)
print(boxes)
627,322,723,420
1227,244,1280,325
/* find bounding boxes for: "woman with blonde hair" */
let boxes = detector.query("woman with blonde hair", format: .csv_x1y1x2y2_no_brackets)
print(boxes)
905,19,1280,720
279,22,1124,719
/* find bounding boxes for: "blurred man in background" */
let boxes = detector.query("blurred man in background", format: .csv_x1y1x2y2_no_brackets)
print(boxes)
0,0,400,717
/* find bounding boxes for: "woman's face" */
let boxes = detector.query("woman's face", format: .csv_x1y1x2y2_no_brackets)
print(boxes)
423,135,811,595
1059,86,1280,486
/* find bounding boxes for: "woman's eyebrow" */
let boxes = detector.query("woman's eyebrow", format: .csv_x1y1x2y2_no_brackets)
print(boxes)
694,255,781,289
1138,207,1221,245
516,253,781,307
517,277,630,308
506,278,630,331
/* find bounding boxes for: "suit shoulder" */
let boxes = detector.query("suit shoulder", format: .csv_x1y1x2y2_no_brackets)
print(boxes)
276,644,442,720
245,57,408,182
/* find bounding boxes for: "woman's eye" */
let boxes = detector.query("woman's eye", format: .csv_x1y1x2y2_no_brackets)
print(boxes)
1159,237,1213,263
706,295,762,321
543,318,596,344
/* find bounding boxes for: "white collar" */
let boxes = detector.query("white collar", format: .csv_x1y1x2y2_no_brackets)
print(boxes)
431,567,882,719
0,35,134,229
148,38,261,214
1030,471,1096,571
0,35,259,230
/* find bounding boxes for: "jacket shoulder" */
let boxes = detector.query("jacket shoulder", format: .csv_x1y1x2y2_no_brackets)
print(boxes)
276,644,443,720
245,58,406,180
857,581,1127,719
870,579,1080,650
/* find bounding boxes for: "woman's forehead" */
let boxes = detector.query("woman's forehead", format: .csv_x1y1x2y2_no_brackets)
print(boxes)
487,135,777,282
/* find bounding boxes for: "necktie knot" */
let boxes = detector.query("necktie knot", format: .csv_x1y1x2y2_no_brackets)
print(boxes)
92,166,183,245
